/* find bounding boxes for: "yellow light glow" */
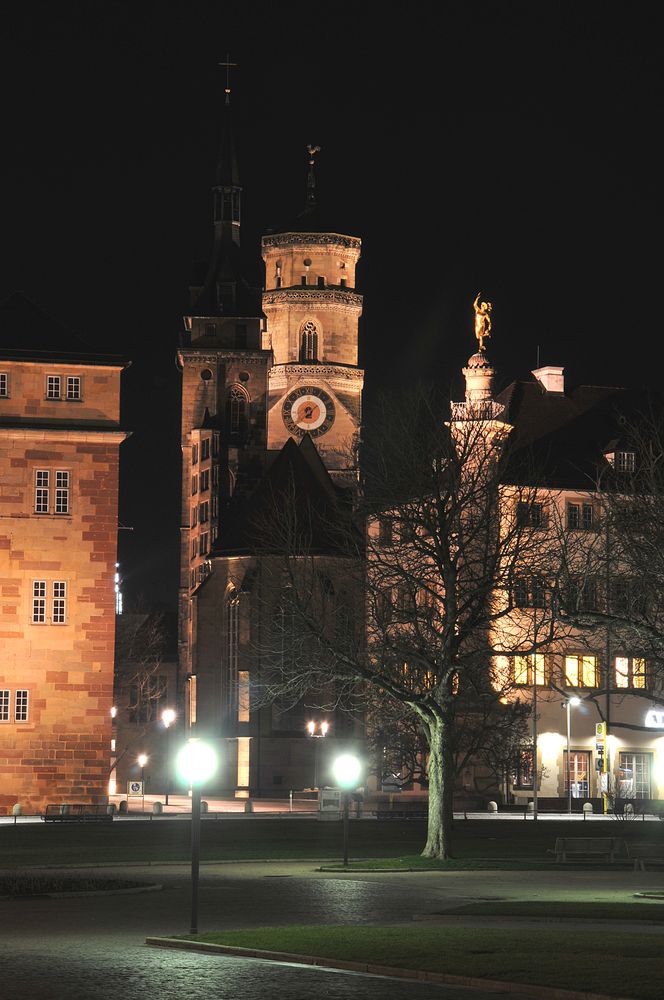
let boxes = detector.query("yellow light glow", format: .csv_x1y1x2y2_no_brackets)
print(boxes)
307,721,315,736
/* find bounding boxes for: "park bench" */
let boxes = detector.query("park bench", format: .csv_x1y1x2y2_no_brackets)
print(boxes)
554,836,625,863
625,842,664,871
42,803,115,823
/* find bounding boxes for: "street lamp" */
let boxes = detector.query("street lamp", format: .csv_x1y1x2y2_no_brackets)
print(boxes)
306,720,329,788
161,708,176,806
175,738,218,934
332,752,362,867
563,697,581,815
137,753,148,812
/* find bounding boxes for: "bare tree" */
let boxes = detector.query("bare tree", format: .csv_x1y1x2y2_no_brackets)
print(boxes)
549,406,664,727
252,388,574,858
112,610,171,772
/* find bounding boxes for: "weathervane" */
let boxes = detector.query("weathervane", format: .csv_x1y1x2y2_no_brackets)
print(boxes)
473,292,493,352
219,54,237,103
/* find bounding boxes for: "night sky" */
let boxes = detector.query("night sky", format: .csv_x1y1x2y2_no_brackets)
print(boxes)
3,2,661,608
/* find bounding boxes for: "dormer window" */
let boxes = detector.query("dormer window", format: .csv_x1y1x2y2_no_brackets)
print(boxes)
616,451,635,473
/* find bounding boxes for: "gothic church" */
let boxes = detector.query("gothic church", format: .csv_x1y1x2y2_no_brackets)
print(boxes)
177,93,364,795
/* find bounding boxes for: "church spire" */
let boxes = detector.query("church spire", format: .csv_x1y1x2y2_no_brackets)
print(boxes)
189,60,249,315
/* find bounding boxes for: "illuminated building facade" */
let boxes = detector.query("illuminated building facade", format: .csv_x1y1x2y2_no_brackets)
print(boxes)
455,345,664,809
0,294,128,812
177,98,363,794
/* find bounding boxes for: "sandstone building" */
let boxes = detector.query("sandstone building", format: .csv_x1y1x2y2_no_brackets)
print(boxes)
0,294,128,812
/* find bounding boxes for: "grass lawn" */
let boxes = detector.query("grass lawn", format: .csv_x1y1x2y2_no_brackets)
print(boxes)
179,925,664,999
0,817,661,867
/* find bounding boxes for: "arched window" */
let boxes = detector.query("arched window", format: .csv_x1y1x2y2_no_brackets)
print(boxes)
299,320,319,362
226,587,240,719
226,384,248,436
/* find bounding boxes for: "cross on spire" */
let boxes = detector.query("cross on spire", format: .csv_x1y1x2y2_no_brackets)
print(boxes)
218,54,237,104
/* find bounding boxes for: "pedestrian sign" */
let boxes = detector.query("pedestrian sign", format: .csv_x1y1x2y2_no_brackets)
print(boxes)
127,780,143,797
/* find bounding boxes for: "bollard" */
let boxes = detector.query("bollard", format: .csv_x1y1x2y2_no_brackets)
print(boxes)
244,798,254,814
152,801,163,815
11,803,22,817
201,800,209,814
487,801,498,813
119,800,128,814
582,802,593,818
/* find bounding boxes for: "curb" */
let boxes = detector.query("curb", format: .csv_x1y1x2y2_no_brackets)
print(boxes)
145,936,632,1000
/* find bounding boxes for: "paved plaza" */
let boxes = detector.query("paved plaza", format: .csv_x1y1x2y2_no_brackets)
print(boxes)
1,853,661,1000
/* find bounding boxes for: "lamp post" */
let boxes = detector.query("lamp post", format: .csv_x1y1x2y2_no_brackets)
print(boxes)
175,738,218,935
564,697,581,815
332,753,362,867
306,720,329,789
161,708,176,805
137,753,148,813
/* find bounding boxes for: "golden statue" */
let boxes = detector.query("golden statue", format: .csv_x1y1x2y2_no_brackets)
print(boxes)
473,293,492,352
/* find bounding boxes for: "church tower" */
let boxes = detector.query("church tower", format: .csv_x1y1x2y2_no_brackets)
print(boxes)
177,81,267,687
262,148,363,484
178,113,365,795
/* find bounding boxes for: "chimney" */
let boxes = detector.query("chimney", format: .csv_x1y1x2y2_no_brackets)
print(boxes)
532,366,564,395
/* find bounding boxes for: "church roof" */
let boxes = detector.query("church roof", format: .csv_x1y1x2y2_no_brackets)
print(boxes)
0,292,128,366
214,435,356,557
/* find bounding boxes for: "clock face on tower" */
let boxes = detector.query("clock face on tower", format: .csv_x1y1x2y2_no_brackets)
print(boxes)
282,385,336,438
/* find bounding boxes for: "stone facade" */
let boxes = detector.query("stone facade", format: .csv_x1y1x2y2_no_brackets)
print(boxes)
0,336,128,813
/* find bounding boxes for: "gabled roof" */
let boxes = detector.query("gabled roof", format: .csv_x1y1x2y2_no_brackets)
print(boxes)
0,292,128,366
214,434,355,556
499,376,649,489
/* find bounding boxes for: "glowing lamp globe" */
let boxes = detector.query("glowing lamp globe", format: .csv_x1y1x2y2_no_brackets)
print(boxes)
332,753,362,790
176,739,217,787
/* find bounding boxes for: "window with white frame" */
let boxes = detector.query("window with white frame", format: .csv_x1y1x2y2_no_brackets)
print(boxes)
0,689,29,723
32,581,46,623
191,474,198,496
201,438,210,460
564,654,598,688
66,376,82,400
199,532,209,555
55,471,70,514
200,469,210,492
199,501,209,523
191,505,198,527
52,581,67,623
0,372,8,397
618,751,651,798
191,538,198,560
32,581,68,624
15,690,29,723
35,470,50,513
614,656,647,689
46,375,61,399
34,469,70,515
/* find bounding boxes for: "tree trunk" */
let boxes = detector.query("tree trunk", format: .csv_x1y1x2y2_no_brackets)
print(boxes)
421,714,455,859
